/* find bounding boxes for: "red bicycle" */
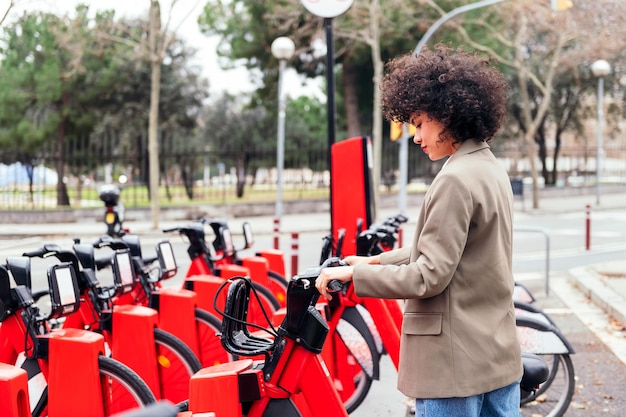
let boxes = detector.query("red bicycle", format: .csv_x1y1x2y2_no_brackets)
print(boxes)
194,218,289,306
0,258,156,416
96,234,237,369
20,242,201,404
185,259,351,417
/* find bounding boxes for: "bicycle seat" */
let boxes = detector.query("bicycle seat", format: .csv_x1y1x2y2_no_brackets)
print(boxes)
520,352,549,394
6,256,31,288
220,277,274,358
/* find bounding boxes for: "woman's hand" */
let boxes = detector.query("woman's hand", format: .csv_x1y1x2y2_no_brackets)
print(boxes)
315,265,354,301
343,255,381,266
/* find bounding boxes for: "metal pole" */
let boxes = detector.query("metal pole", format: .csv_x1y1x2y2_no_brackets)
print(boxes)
585,204,591,251
276,59,287,226
596,76,604,206
325,17,336,234
291,232,299,277
398,125,409,215
413,0,508,56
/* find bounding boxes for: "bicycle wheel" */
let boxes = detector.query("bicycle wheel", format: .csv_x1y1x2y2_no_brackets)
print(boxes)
29,355,156,417
519,353,575,417
194,307,235,367
153,328,202,403
333,308,379,414
267,270,288,307
247,282,281,327
99,355,157,416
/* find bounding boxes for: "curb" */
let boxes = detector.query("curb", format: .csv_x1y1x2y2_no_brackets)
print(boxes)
569,266,626,327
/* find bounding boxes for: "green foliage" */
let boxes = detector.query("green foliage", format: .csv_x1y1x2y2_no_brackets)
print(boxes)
0,4,209,204
200,91,328,175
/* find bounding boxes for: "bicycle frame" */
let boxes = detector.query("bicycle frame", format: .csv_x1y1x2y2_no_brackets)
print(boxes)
187,265,349,417
0,261,127,416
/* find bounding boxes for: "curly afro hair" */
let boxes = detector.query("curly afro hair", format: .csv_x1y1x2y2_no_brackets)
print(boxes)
381,44,508,143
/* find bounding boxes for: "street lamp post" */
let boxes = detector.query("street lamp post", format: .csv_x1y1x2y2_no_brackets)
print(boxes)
271,36,295,248
300,0,354,234
591,59,611,205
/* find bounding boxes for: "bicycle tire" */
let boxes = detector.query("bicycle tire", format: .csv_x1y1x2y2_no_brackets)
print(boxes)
268,270,289,290
153,328,202,403
267,270,288,307
30,355,157,417
194,307,235,367
333,311,379,414
99,355,158,415
519,353,575,417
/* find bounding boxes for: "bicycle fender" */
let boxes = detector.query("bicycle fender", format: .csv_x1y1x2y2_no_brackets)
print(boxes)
515,300,558,327
516,316,575,354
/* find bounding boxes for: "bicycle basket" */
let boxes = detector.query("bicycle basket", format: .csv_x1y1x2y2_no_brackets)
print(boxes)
219,277,274,358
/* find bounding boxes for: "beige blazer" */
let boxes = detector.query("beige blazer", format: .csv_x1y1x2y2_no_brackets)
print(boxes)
353,139,523,399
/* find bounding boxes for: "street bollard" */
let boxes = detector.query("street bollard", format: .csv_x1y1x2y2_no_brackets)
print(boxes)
398,227,403,248
291,232,299,277
273,218,280,250
585,204,591,251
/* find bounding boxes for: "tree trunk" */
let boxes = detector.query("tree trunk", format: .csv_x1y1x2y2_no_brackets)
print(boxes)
342,60,361,138
56,116,70,207
148,0,161,229
551,134,562,185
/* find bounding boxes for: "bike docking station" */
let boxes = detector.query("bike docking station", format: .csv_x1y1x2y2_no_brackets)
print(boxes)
69,243,167,401
0,362,30,417
330,136,377,257
109,303,162,398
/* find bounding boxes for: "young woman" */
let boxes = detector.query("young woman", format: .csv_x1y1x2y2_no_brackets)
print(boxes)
316,45,522,417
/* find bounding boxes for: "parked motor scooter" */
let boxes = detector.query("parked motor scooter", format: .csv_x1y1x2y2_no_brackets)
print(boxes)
99,184,127,237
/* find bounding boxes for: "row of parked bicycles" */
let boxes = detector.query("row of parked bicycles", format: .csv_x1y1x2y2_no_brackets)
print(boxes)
0,211,575,417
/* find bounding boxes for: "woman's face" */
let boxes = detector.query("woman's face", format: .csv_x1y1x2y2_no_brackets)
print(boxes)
410,113,456,161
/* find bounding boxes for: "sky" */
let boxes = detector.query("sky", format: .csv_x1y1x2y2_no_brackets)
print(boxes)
6,0,323,99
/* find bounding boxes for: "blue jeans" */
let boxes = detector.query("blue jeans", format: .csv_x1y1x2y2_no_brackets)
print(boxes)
414,380,521,417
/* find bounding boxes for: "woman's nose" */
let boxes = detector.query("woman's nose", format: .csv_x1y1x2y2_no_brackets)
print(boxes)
413,135,421,145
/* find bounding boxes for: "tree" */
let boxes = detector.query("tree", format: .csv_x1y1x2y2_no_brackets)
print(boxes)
96,0,205,227
422,0,626,208
0,5,208,208
199,91,326,197
0,7,125,206
198,0,435,213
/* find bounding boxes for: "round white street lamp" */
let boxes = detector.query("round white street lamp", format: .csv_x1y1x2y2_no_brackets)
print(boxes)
591,59,611,205
271,37,295,246
271,36,295,61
